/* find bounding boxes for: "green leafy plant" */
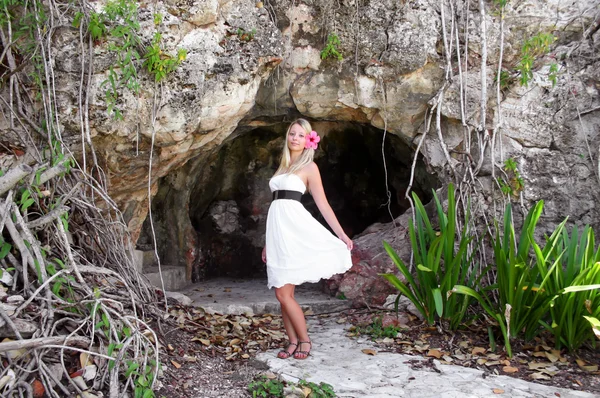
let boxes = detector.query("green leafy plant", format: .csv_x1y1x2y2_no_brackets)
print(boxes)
548,62,559,87
298,380,336,398
495,69,513,90
584,316,600,340
236,27,256,42
382,183,475,329
247,376,336,398
497,158,524,197
248,376,284,398
320,33,343,61
537,225,600,351
143,33,187,82
130,359,158,398
453,201,580,356
47,258,77,302
517,32,555,87
153,12,163,26
0,238,12,261
355,317,403,339
19,188,36,213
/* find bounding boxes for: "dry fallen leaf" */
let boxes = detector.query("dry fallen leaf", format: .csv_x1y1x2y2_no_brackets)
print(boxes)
545,352,559,363
80,352,93,367
361,349,377,356
472,347,487,355
485,361,501,367
502,366,519,373
528,362,553,370
575,359,598,372
530,372,551,380
493,388,505,394
171,360,181,369
426,349,443,359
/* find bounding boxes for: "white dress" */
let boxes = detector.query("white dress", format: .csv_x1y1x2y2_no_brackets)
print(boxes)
266,173,352,289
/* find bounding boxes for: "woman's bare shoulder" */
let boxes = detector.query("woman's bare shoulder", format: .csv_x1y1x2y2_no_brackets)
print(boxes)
303,162,319,175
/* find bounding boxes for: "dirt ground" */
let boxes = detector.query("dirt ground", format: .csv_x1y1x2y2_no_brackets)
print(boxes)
154,307,600,397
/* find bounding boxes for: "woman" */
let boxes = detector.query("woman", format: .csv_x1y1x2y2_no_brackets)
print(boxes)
262,119,353,360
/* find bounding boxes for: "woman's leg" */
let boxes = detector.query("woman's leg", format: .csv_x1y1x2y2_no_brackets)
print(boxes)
275,284,310,353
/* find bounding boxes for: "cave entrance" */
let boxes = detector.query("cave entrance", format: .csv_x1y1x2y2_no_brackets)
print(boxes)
185,121,437,282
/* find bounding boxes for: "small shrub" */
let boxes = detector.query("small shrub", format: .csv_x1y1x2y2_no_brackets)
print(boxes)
517,32,555,87
143,32,187,82
497,158,524,197
248,376,284,398
355,317,403,339
298,380,336,398
320,33,343,61
248,376,336,398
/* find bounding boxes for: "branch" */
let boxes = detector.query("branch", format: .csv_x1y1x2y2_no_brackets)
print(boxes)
0,164,33,196
38,161,70,185
0,335,90,352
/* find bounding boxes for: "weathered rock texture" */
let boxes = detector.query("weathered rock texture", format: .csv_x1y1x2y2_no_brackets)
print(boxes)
2,0,599,305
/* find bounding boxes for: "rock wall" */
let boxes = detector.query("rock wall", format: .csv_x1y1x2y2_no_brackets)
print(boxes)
4,0,599,304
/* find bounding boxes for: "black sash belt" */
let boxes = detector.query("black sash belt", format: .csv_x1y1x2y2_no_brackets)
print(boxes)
272,190,303,201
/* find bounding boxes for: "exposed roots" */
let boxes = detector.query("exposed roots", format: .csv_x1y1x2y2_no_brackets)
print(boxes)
0,163,160,397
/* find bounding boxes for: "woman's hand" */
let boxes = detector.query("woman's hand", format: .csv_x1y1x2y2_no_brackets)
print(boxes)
340,234,353,251
262,247,267,263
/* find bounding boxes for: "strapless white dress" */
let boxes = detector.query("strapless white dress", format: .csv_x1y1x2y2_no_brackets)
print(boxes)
265,173,352,289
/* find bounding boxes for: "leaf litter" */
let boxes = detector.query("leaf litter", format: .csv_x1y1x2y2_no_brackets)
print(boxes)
154,303,288,397
346,310,600,394
154,305,599,397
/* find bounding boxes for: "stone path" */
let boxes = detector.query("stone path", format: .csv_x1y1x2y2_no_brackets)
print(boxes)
256,316,598,398
181,277,350,315
182,278,598,398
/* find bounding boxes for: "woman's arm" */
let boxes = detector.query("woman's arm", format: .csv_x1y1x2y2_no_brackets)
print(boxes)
304,163,353,250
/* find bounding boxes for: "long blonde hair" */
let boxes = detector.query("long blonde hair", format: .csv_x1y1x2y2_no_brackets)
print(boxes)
274,118,315,176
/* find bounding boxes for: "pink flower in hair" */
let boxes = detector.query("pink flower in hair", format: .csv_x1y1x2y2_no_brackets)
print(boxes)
305,130,320,150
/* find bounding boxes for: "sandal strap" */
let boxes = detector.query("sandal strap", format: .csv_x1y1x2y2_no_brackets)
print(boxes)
277,342,298,358
294,341,312,357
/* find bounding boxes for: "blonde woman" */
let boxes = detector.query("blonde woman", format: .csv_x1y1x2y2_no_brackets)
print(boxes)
262,119,353,360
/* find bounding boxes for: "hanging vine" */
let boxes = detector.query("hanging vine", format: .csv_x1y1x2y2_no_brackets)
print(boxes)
0,0,187,395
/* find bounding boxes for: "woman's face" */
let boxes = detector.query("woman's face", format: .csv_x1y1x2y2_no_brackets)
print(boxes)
287,123,307,152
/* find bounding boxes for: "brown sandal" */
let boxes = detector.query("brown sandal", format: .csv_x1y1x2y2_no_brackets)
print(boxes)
293,341,312,360
277,342,298,359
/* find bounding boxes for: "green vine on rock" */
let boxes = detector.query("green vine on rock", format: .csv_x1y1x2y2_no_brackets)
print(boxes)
517,32,555,86
320,33,343,61
143,32,187,82
72,0,186,119
497,32,556,89
497,158,524,197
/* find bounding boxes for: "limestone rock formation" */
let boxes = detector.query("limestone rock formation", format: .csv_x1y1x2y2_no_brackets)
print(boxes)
3,0,599,306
